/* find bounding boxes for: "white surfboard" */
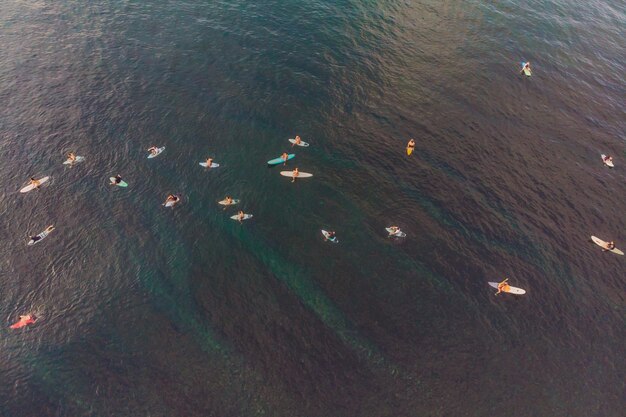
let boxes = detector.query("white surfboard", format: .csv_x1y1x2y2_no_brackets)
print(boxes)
488,282,526,295
601,154,614,168
289,138,310,147
591,236,624,255
230,214,253,221
147,147,165,159
199,162,220,168
280,171,313,178
63,156,85,165
28,227,54,246
385,227,406,238
218,199,240,206
321,229,338,243
20,177,50,193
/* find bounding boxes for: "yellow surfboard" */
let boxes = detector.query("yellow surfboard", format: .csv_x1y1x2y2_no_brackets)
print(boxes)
406,147,413,156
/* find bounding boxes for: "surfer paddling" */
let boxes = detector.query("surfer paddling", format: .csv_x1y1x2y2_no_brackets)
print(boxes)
29,225,55,244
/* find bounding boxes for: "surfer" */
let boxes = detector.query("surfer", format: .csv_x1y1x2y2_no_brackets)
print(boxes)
67,152,77,163
225,196,233,205
205,157,213,167
603,241,616,252
148,146,159,156
407,139,415,153
325,231,336,241
164,194,179,205
111,175,123,185
10,314,37,329
520,61,531,74
603,155,613,164
29,177,41,189
281,152,289,164
291,167,299,183
237,210,245,223
495,278,510,295
387,226,401,236
292,136,302,147
30,225,54,243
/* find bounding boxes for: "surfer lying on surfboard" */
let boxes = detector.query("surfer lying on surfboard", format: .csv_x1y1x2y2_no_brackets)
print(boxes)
10,314,37,329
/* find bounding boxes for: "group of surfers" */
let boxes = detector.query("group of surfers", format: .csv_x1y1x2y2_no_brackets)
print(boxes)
14,108,619,326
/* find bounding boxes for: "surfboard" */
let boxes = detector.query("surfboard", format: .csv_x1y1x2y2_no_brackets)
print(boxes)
289,138,310,147
28,227,54,246
268,154,295,165
218,199,240,206
280,171,313,178
63,156,85,165
521,62,531,76
199,162,220,168
20,177,50,193
109,177,128,187
488,282,526,295
147,147,165,159
386,227,406,237
591,235,624,255
321,229,338,243
406,147,413,156
601,154,614,168
230,214,253,221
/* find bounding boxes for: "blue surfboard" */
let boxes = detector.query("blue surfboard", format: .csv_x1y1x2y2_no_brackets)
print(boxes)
267,154,295,165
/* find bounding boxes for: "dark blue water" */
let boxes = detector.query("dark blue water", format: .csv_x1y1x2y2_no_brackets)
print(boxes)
1,1,624,416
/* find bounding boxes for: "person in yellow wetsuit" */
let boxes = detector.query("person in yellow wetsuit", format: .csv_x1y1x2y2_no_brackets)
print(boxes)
495,278,510,295
406,139,415,155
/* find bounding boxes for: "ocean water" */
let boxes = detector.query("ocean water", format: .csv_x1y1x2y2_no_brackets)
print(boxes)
0,1,624,416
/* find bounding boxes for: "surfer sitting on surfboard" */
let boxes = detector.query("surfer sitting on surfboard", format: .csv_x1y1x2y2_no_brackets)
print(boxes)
603,155,613,164
387,226,401,236
602,241,616,252
67,152,77,163
407,139,415,155
520,61,531,74
281,153,289,164
111,175,123,185
224,196,233,205
324,231,336,241
237,210,245,223
292,136,302,147
164,195,179,205
29,177,41,189
495,279,510,295
205,157,213,167
148,146,159,156
10,314,37,329
291,168,299,183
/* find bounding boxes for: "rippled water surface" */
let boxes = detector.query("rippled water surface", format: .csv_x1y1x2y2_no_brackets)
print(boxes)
0,1,624,416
